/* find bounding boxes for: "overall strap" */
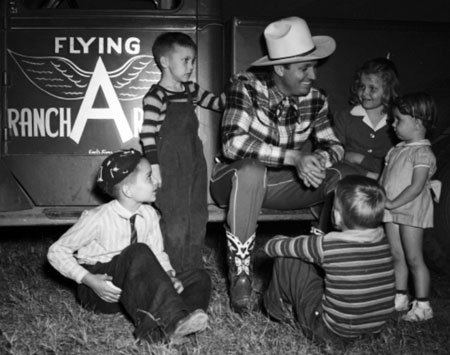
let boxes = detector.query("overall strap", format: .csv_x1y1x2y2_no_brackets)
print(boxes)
182,82,195,104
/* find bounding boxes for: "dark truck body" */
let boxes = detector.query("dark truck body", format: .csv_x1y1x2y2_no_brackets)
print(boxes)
1,0,450,229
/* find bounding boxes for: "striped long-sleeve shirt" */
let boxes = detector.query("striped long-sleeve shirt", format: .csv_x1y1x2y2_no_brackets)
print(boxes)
220,71,344,167
264,227,395,338
47,200,173,284
140,82,225,164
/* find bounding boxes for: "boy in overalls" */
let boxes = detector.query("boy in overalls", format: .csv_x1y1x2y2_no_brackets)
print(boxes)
140,32,225,272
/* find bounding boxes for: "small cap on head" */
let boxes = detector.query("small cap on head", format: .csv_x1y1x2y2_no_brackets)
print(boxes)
251,16,336,67
97,149,142,195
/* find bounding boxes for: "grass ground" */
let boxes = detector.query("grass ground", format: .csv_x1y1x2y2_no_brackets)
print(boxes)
1,222,450,355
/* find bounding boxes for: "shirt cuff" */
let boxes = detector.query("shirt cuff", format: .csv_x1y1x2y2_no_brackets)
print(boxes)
144,150,159,164
74,267,90,285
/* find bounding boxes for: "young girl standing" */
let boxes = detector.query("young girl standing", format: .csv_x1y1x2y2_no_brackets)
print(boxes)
380,92,437,321
333,57,399,180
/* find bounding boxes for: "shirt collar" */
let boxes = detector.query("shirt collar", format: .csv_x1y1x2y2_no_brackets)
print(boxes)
351,105,387,131
268,74,286,107
397,139,431,147
111,199,144,220
325,226,385,243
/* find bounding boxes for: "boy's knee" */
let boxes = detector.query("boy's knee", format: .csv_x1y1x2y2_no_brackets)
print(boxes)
126,243,152,257
124,243,157,267
191,268,212,290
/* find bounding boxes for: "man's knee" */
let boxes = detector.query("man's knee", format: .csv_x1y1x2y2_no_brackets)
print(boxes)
323,167,342,195
234,159,266,187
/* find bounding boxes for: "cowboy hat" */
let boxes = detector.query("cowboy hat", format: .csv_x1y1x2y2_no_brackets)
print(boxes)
251,17,336,67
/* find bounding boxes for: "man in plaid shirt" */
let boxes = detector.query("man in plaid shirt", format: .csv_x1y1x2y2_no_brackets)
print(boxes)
210,17,344,313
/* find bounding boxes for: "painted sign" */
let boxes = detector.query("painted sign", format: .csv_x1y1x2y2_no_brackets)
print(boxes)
6,30,163,155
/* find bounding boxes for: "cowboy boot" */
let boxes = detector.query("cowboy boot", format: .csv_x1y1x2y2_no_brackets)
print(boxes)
226,230,255,313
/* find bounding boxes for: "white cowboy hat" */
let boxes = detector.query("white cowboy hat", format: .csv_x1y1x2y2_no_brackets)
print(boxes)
251,17,336,67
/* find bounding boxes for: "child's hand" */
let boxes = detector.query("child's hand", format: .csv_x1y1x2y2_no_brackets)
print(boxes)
385,200,393,210
167,270,184,294
82,273,122,303
171,277,184,294
366,171,379,180
344,151,365,164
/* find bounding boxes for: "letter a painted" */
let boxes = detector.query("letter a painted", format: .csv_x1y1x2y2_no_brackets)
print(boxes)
70,57,133,143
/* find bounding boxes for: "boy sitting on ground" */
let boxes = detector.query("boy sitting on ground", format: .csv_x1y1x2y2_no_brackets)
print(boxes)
47,149,211,344
263,175,395,344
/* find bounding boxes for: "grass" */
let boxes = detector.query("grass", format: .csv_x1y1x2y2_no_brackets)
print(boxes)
1,222,450,355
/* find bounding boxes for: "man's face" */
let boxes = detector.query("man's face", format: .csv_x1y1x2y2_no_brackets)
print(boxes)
275,60,318,96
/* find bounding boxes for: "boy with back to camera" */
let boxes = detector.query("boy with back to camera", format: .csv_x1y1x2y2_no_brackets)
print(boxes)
47,149,211,345
140,32,225,273
263,175,395,344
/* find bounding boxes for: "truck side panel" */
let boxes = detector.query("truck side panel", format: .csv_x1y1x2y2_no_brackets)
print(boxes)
0,0,225,225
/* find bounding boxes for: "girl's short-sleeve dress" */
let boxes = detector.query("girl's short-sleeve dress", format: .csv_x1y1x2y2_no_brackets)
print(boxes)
380,140,437,228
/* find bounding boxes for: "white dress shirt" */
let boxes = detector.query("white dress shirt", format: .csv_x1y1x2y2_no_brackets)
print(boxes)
47,200,173,284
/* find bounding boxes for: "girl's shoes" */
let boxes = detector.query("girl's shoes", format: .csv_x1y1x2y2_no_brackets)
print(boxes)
394,293,409,311
402,300,433,322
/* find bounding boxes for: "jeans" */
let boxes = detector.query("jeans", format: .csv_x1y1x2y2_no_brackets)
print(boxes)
77,243,211,338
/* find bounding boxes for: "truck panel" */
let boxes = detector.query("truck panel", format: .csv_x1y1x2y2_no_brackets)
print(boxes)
2,1,450,226
1,0,229,225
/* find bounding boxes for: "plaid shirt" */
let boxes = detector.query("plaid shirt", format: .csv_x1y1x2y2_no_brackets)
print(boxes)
220,71,343,167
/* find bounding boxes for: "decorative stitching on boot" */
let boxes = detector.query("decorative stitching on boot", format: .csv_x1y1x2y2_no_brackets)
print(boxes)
226,231,255,276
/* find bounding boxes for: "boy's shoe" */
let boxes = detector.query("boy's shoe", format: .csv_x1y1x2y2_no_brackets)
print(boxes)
402,300,433,322
170,309,208,343
394,293,410,311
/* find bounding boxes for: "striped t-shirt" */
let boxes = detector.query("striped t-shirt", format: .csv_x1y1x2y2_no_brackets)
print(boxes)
264,227,395,338
140,82,225,164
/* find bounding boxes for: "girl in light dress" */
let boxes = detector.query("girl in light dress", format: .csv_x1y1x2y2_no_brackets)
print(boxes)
380,92,438,322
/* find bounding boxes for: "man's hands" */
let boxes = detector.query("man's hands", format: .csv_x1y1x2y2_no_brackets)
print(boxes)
285,150,326,188
81,273,122,303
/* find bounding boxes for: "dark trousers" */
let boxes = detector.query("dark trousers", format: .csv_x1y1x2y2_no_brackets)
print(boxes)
264,257,342,345
156,157,207,273
156,99,208,273
77,243,211,338
210,159,340,242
